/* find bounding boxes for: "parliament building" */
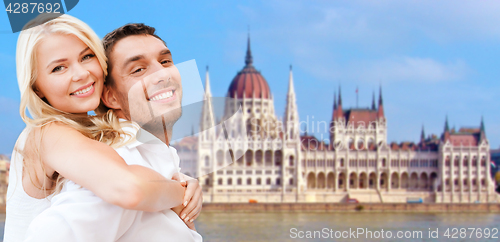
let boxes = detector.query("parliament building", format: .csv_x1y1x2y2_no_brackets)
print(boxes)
173,38,498,204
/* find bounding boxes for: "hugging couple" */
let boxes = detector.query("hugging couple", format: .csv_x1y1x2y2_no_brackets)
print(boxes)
4,13,203,242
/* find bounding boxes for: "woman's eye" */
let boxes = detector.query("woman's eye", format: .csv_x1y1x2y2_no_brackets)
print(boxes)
82,54,95,61
51,66,65,73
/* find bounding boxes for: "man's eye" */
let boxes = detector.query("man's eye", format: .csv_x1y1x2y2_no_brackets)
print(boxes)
82,54,95,61
161,60,172,65
52,66,65,73
132,68,145,74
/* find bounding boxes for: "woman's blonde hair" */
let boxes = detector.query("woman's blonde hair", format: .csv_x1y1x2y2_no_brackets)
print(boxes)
15,14,131,195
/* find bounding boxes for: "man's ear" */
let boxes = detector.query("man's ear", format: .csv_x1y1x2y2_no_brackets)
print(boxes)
101,85,122,110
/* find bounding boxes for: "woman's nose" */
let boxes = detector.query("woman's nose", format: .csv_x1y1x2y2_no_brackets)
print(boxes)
71,64,90,82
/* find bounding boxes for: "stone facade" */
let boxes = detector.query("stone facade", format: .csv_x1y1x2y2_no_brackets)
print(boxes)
174,38,498,204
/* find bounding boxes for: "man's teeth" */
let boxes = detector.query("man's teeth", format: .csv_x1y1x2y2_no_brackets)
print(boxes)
150,91,173,101
72,84,93,95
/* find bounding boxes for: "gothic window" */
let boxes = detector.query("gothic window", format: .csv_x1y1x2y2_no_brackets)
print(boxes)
204,156,210,167
275,150,283,166
217,150,224,166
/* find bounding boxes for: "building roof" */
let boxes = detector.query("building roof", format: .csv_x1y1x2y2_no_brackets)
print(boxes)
227,36,271,99
343,109,378,128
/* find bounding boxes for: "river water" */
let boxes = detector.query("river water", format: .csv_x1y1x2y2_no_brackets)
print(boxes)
2,212,500,241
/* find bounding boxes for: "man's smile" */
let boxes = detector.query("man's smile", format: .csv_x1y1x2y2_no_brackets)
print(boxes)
148,88,176,103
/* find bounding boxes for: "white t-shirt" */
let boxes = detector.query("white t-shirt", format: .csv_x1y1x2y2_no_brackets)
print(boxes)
7,124,202,242
4,128,53,242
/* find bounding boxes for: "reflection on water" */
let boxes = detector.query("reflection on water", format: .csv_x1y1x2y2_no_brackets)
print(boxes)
195,212,500,242
2,212,500,241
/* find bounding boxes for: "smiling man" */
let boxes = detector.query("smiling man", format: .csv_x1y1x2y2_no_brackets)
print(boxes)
24,23,203,242
102,26,183,144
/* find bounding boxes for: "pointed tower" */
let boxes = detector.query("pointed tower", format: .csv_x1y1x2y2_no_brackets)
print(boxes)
371,91,376,110
245,34,253,67
336,85,344,119
377,85,385,118
442,115,450,142
284,65,299,140
479,116,486,143
200,66,216,141
421,125,426,142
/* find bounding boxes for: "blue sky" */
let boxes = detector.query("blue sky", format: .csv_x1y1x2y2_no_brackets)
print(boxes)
1,0,500,154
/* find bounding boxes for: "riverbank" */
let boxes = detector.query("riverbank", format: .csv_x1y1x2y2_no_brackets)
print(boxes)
202,203,500,212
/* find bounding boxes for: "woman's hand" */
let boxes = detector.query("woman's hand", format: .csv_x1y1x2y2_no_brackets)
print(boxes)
172,172,203,224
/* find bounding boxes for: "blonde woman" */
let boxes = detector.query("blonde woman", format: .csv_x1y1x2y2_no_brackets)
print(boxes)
5,14,200,241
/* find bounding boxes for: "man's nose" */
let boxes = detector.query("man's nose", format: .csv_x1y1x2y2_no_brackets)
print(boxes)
146,63,172,85
71,63,90,82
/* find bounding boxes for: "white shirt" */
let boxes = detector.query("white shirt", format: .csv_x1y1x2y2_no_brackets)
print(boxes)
23,123,203,242
4,128,53,242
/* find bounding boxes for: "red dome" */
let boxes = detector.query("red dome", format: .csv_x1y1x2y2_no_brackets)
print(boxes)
227,36,271,99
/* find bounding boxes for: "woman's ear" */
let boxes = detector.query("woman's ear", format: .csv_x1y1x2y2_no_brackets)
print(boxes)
101,85,122,110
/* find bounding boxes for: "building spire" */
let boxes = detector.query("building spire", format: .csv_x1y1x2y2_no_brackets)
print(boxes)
421,125,425,141
338,85,342,106
444,115,450,132
334,91,337,110
288,65,295,95
245,32,253,66
378,85,383,106
204,66,211,97
285,68,299,140
371,91,376,110
480,116,486,142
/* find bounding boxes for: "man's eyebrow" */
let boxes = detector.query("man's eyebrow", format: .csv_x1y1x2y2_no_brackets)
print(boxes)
46,47,91,69
122,55,145,69
160,49,171,56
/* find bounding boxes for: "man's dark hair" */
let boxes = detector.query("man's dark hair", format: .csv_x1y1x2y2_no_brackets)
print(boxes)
103,23,166,86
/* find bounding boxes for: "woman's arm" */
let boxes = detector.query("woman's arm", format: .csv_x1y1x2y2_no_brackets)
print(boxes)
38,122,185,212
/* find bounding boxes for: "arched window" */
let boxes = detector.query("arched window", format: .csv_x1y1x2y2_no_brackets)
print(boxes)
228,178,233,185
276,178,281,185
266,178,271,185
237,178,242,185
204,156,210,167
218,178,223,185
256,178,261,185
247,178,252,185
289,178,294,185
275,150,283,166
289,156,295,166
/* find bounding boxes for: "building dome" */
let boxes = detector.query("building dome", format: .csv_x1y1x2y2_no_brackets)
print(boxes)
227,37,271,99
